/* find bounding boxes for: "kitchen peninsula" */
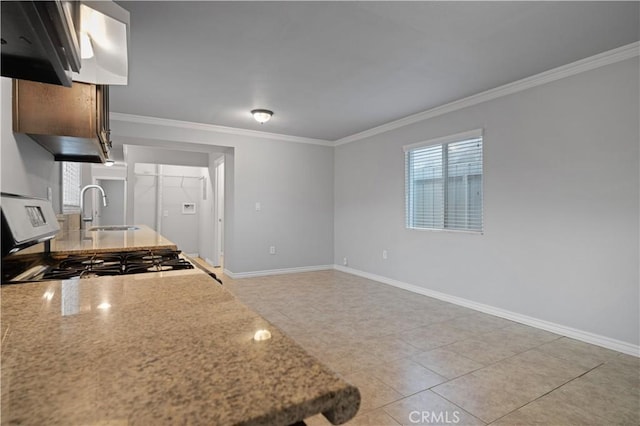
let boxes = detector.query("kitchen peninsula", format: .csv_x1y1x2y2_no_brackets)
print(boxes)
49,224,177,254
1,227,360,425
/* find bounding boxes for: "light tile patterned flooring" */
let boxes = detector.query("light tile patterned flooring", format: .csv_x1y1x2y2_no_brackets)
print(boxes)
217,269,639,425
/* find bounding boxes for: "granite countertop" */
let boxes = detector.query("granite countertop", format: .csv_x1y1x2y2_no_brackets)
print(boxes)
0,269,360,425
49,224,178,255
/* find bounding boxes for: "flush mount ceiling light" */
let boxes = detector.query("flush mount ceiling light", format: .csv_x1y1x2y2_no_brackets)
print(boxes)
104,159,115,167
251,109,273,124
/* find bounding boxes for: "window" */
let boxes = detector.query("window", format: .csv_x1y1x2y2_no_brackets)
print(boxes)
404,129,483,232
62,162,82,213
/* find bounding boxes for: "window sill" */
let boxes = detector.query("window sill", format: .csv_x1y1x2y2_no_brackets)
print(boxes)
406,226,483,235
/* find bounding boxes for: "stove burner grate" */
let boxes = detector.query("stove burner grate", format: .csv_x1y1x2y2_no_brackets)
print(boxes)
142,255,163,261
36,250,193,281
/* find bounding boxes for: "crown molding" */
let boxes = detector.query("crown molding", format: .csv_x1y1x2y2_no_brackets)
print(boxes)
335,41,640,146
109,112,334,147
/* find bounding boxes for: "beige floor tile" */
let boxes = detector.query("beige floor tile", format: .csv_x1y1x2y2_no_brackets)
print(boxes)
534,337,621,369
303,413,333,425
342,370,404,413
431,350,588,423
486,349,589,384
490,392,607,426
547,374,640,425
500,323,561,342
399,323,475,351
429,303,476,320
580,359,640,393
443,313,515,334
474,326,560,354
412,347,484,379
225,271,637,426
361,337,423,363
305,409,399,426
383,390,484,425
371,358,447,396
611,352,640,369
343,408,401,426
431,370,537,423
444,338,519,365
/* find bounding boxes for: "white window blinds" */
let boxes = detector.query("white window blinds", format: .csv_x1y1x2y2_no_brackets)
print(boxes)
62,162,82,212
404,130,483,232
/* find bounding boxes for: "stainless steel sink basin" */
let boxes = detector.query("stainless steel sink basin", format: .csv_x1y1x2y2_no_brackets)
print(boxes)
88,225,140,231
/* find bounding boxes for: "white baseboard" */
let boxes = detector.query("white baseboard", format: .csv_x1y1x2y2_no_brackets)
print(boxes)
333,265,639,357
224,264,334,279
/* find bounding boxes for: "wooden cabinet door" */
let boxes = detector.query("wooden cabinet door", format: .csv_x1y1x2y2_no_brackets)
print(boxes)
13,79,97,138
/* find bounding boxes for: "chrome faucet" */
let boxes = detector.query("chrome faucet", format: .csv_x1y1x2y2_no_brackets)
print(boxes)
80,185,107,229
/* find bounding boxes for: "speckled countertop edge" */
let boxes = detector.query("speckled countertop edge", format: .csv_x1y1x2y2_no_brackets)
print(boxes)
48,224,178,255
0,269,361,425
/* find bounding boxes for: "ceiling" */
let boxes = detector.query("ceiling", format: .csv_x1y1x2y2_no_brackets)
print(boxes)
110,1,639,142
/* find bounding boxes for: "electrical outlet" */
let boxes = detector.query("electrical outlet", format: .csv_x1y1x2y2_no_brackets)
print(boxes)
382,249,388,260
269,246,276,255
255,202,261,211
343,257,348,266
163,210,169,217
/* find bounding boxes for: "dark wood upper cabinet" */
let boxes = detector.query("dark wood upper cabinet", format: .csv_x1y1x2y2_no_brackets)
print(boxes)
12,79,111,163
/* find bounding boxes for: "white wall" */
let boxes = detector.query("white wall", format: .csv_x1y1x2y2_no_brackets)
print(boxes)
97,179,125,225
199,162,215,263
132,163,158,229
156,164,204,255
124,145,210,225
334,58,640,347
1,78,61,211
231,139,334,272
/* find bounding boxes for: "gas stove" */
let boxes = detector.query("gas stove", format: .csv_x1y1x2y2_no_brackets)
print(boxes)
1,193,222,285
2,249,197,283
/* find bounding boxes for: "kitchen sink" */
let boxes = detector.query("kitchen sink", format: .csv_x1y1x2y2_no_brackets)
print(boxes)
88,225,140,231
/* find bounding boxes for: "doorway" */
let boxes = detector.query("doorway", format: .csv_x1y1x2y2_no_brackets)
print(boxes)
95,178,126,226
132,163,214,259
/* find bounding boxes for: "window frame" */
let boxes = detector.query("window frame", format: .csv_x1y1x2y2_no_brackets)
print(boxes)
404,129,484,234
61,162,82,214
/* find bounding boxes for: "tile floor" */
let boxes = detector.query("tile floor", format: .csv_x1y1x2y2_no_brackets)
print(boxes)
216,268,638,425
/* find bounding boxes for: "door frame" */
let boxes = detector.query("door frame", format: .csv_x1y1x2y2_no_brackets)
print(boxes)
212,156,224,267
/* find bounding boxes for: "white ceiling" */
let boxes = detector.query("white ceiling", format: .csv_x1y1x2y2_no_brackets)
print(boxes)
110,1,639,142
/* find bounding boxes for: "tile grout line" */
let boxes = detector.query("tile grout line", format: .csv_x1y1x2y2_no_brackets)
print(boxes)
232,272,633,425
381,389,489,426
423,341,582,423
484,362,606,425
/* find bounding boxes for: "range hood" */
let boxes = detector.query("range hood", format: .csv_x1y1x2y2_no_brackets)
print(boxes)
1,1,129,87
0,1,82,87
72,1,129,85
